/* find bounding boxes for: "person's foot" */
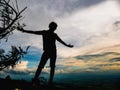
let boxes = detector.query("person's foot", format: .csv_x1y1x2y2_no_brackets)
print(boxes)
48,81,54,86
32,78,40,86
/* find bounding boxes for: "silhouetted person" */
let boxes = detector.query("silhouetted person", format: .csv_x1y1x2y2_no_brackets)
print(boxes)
17,21,73,85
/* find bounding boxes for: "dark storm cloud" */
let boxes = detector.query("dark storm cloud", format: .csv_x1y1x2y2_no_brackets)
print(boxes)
26,0,105,16
110,57,120,62
97,63,120,67
41,0,104,11
74,52,120,60
75,54,104,60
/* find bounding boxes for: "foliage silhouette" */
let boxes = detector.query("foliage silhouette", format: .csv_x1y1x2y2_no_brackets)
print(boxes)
0,45,30,71
0,0,27,41
0,0,28,70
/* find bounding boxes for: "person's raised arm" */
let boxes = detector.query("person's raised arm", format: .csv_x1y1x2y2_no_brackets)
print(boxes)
56,34,73,48
17,27,44,35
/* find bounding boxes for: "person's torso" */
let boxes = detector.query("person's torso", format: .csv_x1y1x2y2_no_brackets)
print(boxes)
42,31,57,51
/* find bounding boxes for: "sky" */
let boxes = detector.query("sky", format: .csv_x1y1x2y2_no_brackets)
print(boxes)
0,0,120,83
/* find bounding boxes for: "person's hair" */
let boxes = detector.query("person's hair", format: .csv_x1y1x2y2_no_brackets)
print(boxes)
49,22,57,29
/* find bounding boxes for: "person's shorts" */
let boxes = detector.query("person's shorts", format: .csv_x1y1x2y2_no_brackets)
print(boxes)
39,51,56,68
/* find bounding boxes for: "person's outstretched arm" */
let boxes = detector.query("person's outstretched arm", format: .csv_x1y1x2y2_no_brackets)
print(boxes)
17,27,45,35
56,34,73,48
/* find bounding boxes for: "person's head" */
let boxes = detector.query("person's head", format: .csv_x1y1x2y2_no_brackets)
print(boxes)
49,21,57,31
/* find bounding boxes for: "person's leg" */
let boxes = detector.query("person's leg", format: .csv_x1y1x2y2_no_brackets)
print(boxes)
33,52,49,81
48,51,56,84
49,66,55,84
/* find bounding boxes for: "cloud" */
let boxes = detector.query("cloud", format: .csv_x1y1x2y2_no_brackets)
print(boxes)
110,57,120,62
55,45,120,74
4,0,119,58
0,61,33,79
54,0,120,57
13,61,28,71
19,0,104,16
1,0,120,80
75,52,120,60
41,0,104,16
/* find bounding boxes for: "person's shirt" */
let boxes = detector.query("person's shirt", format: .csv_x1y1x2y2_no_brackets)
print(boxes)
41,30,57,52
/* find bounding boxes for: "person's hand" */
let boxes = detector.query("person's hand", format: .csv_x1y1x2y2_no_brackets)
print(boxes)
67,44,74,48
17,26,24,32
